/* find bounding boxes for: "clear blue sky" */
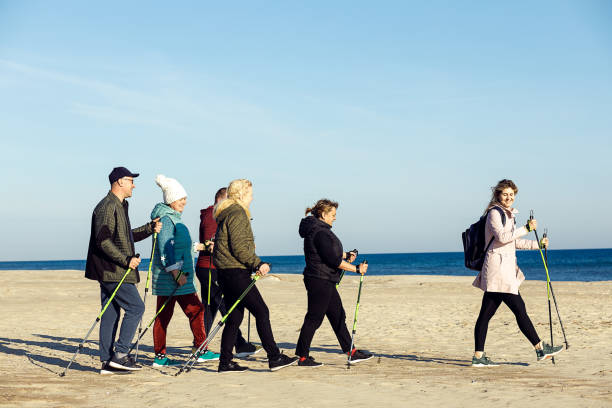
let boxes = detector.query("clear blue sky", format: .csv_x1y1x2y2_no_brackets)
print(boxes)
1,1,611,261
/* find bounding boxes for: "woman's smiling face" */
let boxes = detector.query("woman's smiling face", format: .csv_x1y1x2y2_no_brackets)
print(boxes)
498,187,515,209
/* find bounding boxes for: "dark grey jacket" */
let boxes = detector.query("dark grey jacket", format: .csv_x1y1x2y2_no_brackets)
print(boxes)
212,203,261,270
85,192,154,283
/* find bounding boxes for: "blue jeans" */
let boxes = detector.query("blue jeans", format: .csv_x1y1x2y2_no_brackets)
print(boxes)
98,282,144,362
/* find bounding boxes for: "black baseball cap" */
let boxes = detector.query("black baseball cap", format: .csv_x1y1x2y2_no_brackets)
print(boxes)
108,167,139,184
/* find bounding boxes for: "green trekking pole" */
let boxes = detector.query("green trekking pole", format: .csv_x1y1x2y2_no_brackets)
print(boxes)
347,260,367,369
530,217,569,350
336,249,358,288
128,271,183,355
60,259,138,377
530,211,556,364
530,212,569,353
135,233,157,361
177,273,264,376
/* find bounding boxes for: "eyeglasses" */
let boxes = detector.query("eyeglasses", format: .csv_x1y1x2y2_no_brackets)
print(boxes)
121,177,134,184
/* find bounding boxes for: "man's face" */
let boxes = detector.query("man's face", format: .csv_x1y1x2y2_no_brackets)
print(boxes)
118,177,135,198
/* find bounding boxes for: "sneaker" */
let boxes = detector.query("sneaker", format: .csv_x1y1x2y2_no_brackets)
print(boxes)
100,361,132,375
109,354,142,371
347,349,374,364
471,353,499,367
152,353,181,367
298,356,323,368
269,352,298,371
536,343,564,361
196,350,220,362
218,360,248,373
235,342,263,358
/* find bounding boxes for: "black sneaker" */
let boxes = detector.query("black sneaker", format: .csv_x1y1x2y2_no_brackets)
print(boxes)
235,342,263,358
109,354,143,371
218,360,248,373
100,361,132,375
348,349,374,365
298,356,323,368
269,352,298,371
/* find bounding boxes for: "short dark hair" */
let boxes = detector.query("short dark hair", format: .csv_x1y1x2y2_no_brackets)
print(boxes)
214,187,227,203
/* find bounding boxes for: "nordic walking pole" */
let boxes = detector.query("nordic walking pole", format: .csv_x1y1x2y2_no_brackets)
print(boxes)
347,260,367,369
135,233,157,361
176,273,264,376
128,271,183,355
337,249,358,288
60,259,138,377
247,311,251,344
538,227,569,350
530,212,569,351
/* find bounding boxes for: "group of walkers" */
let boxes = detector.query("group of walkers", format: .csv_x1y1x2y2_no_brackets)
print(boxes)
83,167,563,376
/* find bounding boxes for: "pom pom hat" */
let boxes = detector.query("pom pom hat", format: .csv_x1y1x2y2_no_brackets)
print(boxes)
155,174,187,204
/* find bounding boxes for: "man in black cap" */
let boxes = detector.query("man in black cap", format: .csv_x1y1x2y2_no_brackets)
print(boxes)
85,167,162,374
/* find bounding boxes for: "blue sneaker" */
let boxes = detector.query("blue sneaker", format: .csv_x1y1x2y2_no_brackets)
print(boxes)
152,353,181,367
195,349,220,362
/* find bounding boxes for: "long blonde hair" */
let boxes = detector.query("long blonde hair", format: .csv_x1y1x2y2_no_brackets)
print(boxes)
484,179,518,214
214,179,252,219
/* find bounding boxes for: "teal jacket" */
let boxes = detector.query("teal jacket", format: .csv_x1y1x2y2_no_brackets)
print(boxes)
150,203,197,296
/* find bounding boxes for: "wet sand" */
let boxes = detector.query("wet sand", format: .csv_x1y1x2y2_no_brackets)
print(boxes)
1,270,611,407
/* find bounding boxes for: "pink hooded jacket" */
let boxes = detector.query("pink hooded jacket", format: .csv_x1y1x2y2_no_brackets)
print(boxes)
472,206,539,295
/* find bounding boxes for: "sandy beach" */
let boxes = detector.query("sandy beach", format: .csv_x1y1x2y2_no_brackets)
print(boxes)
0,270,611,407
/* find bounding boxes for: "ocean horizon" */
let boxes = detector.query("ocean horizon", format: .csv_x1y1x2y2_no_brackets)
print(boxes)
1,248,610,282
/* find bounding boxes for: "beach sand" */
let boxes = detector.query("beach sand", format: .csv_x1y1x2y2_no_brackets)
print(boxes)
0,270,611,407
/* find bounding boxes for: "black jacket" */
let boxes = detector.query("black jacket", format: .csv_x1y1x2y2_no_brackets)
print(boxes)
299,216,343,283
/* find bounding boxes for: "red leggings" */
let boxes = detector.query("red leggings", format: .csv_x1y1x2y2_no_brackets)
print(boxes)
153,292,206,355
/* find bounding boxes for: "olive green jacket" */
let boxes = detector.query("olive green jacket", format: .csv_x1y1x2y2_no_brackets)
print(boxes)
212,202,261,270
85,192,154,283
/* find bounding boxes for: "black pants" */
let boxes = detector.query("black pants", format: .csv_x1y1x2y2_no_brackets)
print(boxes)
217,268,280,364
474,291,541,352
195,266,247,348
295,276,352,357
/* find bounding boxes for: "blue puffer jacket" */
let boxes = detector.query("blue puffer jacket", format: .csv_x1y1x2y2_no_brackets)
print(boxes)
150,203,197,296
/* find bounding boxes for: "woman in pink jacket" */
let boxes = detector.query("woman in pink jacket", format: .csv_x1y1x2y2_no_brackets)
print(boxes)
471,179,563,367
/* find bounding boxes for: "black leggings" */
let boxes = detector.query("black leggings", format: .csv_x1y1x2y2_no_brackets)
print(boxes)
217,268,280,364
295,276,352,357
474,291,540,352
195,266,247,347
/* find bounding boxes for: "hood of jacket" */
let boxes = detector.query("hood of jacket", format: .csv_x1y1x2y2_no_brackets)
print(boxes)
214,201,245,224
214,198,251,221
299,215,330,238
151,202,182,224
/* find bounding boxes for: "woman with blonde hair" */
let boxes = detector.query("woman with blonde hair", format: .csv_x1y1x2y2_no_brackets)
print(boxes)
471,179,563,366
212,179,298,372
295,199,372,367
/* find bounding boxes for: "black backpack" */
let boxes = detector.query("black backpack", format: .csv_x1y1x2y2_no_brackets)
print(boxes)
462,206,506,271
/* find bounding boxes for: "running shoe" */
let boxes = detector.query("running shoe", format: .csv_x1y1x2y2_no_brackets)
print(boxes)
269,352,298,371
152,353,181,367
235,342,263,358
298,356,323,367
218,360,248,373
471,353,499,367
536,343,564,361
348,349,374,364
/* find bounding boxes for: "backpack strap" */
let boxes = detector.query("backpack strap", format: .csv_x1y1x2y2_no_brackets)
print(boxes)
483,206,507,253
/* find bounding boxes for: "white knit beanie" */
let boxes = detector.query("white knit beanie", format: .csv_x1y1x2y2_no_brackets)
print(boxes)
155,174,187,204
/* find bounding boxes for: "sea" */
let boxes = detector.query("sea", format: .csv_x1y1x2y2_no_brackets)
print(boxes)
1,249,610,282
